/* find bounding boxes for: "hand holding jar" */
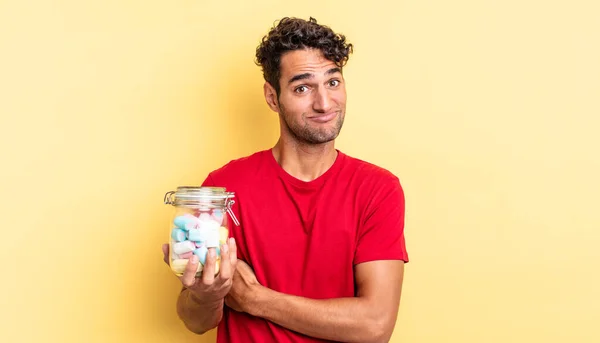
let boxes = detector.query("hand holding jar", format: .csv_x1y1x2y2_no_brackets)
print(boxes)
163,187,240,268
163,186,241,302
162,237,237,303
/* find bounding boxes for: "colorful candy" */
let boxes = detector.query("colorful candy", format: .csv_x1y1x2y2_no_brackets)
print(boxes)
179,251,194,259
206,227,220,247
170,258,203,275
173,213,197,230
194,246,208,264
169,209,230,276
187,228,203,242
171,228,186,242
173,241,195,255
212,210,224,225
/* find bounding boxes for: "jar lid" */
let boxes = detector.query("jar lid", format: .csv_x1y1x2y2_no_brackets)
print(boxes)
164,186,235,206
164,186,240,226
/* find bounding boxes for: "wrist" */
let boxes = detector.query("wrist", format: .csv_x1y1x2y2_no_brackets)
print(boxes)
247,284,268,317
186,289,223,309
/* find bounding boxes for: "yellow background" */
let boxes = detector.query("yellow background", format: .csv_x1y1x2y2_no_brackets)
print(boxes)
1,1,598,342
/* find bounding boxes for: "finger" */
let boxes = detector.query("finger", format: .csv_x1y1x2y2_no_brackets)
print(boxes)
180,255,199,288
229,237,237,267
201,248,217,285
162,243,169,264
218,242,231,280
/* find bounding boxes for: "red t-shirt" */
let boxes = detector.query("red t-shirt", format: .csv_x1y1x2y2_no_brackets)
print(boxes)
201,149,409,343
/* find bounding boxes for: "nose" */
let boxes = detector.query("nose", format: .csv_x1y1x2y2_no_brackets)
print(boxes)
312,86,333,113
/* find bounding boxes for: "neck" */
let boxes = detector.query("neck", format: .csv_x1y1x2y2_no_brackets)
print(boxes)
271,137,338,182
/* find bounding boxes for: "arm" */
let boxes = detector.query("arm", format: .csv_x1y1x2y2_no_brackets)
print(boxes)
228,259,405,343
163,237,238,334
177,289,224,334
227,176,408,342
174,173,230,334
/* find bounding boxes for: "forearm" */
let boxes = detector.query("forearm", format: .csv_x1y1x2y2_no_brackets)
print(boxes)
177,288,224,334
250,287,390,343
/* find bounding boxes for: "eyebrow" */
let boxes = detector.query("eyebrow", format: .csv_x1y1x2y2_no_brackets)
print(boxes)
287,67,342,84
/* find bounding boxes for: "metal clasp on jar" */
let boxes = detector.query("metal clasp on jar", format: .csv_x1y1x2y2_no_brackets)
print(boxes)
164,191,175,205
226,199,240,226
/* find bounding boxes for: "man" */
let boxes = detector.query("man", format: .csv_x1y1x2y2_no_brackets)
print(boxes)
162,17,409,343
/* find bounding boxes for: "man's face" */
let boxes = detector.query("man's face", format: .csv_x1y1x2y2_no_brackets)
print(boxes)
274,48,347,145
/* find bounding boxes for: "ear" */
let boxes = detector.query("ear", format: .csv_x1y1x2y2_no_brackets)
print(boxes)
263,82,280,113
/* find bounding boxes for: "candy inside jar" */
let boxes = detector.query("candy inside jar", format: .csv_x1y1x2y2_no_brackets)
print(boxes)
164,187,239,277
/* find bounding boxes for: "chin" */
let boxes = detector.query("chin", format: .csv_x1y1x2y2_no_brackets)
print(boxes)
309,130,341,144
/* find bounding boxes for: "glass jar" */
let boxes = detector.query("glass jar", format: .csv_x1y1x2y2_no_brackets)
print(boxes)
164,186,240,277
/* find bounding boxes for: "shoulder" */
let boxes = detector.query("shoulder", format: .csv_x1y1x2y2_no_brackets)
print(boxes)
341,151,402,187
206,149,270,185
338,151,405,209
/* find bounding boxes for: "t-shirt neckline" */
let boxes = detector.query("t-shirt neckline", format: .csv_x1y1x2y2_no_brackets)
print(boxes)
265,148,345,189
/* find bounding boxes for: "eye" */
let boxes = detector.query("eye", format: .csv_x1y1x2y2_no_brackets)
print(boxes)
329,79,341,87
294,85,309,93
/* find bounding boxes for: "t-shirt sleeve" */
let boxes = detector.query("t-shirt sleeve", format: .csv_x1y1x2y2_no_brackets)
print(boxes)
354,176,409,265
201,173,216,187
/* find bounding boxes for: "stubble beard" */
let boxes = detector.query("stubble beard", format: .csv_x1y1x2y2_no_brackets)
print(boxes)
278,103,345,145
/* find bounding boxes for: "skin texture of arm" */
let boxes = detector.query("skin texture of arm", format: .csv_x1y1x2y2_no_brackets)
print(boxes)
163,239,238,334
177,289,224,334
226,259,405,343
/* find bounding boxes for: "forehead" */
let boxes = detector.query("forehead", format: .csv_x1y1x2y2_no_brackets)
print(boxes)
279,48,338,77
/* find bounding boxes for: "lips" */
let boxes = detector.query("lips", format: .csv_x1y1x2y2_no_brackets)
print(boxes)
308,111,338,123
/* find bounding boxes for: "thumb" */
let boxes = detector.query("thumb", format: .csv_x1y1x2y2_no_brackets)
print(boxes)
162,243,169,264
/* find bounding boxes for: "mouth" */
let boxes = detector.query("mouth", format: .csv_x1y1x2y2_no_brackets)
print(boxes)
308,111,338,123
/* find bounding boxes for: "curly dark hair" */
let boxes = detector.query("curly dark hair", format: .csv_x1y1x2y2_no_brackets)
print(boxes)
255,17,353,96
